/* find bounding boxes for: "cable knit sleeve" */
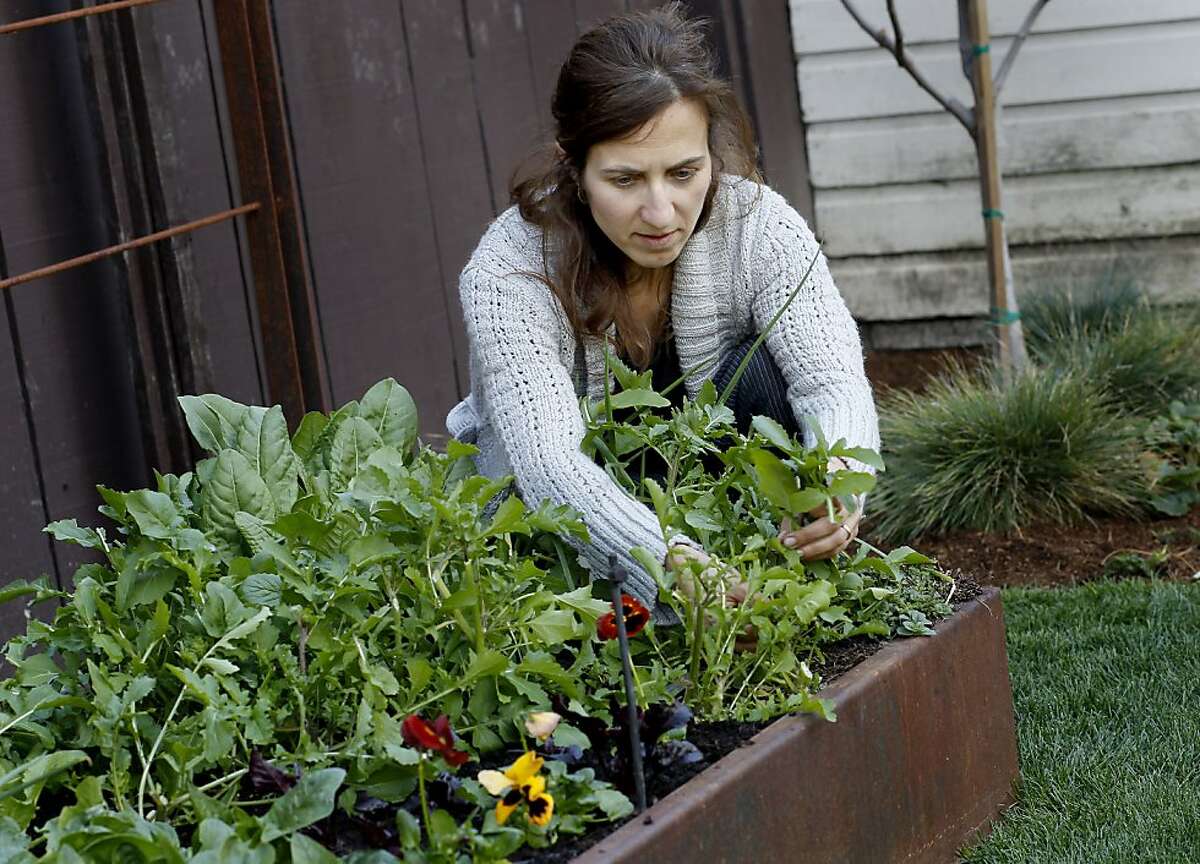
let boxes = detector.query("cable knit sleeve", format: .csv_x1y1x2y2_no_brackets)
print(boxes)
744,186,881,475
459,260,672,615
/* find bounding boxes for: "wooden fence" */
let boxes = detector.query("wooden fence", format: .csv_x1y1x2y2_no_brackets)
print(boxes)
0,0,807,637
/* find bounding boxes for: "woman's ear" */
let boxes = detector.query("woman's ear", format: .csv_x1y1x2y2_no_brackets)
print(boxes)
554,141,568,161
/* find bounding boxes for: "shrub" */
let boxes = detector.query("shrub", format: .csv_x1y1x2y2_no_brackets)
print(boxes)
869,363,1148,543
1021,276,1144,359
1024,281,1200,416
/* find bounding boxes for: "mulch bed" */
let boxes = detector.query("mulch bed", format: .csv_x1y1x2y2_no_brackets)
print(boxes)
886,511,1200,589
862,346,1200,588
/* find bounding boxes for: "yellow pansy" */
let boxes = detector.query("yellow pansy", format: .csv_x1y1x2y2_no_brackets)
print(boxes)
477,751,555,827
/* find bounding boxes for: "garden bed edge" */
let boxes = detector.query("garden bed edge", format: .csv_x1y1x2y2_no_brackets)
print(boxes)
571,586,1018,864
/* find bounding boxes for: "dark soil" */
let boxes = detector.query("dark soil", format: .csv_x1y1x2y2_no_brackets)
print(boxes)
882,510,1200,589
864,347,986,396
520,719,764,864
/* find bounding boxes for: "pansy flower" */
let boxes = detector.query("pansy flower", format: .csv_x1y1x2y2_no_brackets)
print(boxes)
477,751,555,827
596,593,650,640
401,713,470,767
524,711,562,742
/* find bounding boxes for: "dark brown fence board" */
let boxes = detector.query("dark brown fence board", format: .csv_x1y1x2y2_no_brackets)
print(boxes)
572,0,626,30
401,0,496,401
523,0,576,135
0,9,149,579
272,0,461,427
0,255,58,631
464,0,542,215
128,0,266,407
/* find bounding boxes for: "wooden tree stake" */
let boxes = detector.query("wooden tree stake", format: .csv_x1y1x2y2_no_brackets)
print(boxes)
964,0,1027,374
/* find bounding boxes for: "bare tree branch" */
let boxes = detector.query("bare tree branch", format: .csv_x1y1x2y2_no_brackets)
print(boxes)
957,0,973,80
838,0,974,133
886,0,905,59
994,0,1052,97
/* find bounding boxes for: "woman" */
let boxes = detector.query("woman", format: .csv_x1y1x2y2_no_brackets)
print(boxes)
446,3,879,618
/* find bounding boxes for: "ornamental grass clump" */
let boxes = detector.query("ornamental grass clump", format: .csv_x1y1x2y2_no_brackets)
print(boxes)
1019,276,1144,359
1024,285,1200,417
869,363,1148,543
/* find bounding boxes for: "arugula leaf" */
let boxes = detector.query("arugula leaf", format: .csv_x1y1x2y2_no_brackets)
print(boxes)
608,389,671,410
259,767,345,842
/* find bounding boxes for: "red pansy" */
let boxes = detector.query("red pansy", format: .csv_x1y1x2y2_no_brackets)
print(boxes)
401,713,470,767
596,594,651,641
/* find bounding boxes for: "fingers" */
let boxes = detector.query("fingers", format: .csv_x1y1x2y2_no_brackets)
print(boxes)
724,577,749,607
781,507,861,560
733,628,758,653
783,503,854,547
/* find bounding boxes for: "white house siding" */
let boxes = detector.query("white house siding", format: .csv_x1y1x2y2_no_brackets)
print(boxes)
788,0,1200,347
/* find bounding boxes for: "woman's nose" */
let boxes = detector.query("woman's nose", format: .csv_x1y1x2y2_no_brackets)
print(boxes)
640,185,674,226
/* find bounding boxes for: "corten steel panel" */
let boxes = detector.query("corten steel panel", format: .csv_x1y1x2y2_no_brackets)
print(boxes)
211,0,322,428
0,1,149,583
574,587,1019,864
270,0,461,430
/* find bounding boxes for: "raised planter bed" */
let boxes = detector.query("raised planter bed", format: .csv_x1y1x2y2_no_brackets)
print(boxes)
572,586,1018,864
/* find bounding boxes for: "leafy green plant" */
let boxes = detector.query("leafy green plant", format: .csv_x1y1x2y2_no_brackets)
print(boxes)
870,362,1147,542
0,379,638,860
1141,401,1200,516
0,362,961,861
581,354,955,720
1101,549,1171,581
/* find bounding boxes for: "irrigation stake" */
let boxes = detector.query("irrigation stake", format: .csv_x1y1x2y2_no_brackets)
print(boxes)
608,555,648,813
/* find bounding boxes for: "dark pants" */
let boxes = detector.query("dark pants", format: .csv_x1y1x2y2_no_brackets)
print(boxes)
711,335,802,437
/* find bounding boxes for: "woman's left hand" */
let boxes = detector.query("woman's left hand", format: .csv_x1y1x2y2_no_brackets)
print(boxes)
777,457,862,560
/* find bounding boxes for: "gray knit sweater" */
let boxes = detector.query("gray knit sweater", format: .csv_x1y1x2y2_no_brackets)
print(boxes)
446,175,879,612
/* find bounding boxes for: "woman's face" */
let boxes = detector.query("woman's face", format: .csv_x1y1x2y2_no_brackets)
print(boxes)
581,98,712,275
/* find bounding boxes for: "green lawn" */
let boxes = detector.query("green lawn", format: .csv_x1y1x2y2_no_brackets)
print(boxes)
961,579,1200,864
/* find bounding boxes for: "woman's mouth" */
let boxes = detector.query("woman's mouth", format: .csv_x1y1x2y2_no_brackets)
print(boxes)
635,230,678,249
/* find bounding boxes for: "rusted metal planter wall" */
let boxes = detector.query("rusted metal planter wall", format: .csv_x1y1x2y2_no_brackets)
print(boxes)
575,587,1019,864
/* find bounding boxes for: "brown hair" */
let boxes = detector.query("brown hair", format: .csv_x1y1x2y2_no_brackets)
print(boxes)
511,2,760,368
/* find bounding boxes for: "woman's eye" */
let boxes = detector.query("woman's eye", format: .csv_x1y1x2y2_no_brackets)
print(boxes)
612,176,636,188
674,168,697,181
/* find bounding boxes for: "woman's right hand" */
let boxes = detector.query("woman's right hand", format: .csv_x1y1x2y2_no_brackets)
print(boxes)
665,544,747,606
666,544,757,650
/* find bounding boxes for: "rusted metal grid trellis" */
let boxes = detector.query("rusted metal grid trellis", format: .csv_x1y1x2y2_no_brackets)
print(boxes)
0,0,328,468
